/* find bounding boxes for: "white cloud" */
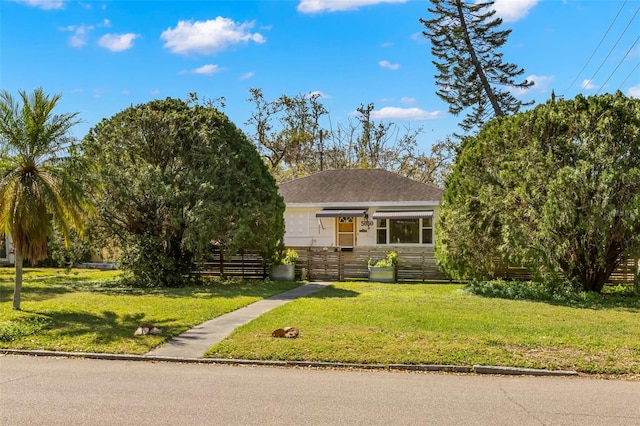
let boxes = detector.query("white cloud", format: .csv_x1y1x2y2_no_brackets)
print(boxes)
490,0,539,23
10,0,65,10
400,97,416,104
528,74,553,92
307,90,331,99
581,79,598,90
161,17,265,55
59,24,94,47
379,60,400,70
410,32,428,44
381,41,393,48
239,71,255,80
298,0,406,13
150,89,161,96
60,20,111,48
512,74,553,96
368,107,444,121
98,33,139,52
180,64,222,76
628,84,640,98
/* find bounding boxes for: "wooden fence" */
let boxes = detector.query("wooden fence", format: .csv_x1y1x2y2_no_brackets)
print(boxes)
200,250,268,279
198,246,447,281
494,257,640,286
287,246,448,282
199,246,638,285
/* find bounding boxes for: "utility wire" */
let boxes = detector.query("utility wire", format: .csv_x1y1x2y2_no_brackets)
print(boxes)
584,6,640,94
563,0,627,96
598,32,640,94
616,60,640,92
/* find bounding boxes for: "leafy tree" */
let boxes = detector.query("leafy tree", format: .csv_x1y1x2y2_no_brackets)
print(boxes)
333,103,420,171
436,92,640,293
82,97,284,287
421,0,533,134
245,88,328,181
0,88,92,309
246,88,452,185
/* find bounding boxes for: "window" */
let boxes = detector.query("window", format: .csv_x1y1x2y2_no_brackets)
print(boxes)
376,219,387,244
376,218,433,245
422,217,433,244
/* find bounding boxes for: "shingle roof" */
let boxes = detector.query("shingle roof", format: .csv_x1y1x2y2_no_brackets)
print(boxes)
278,169,443,204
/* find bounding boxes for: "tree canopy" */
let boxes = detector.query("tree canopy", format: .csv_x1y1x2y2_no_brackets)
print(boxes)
421,0,533,134
82,97,284,287
0,88,91,309
245,88,452,186
436,92,640,293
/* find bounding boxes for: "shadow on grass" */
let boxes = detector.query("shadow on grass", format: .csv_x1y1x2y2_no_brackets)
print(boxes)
21,309,185,349
0,282,73,303
1,277,302,303
304,285,360,299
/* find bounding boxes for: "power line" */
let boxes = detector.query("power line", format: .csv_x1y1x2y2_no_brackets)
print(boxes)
584,6,640,94
599,32,640,94
616,60,640,92
563,0,627,96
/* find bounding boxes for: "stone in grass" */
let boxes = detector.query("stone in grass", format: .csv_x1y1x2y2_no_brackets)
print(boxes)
271,327,299,338
134,323,162,336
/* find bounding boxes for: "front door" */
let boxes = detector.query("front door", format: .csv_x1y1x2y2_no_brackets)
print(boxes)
337,217,356,247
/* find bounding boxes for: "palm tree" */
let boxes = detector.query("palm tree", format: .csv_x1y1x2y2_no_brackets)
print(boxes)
0,88,93,310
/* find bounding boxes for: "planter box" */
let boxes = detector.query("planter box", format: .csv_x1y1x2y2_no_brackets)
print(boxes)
368,266,395,283
270,264,295,281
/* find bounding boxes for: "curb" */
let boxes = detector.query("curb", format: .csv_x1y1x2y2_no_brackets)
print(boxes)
473,365,578,377
0,349,579,377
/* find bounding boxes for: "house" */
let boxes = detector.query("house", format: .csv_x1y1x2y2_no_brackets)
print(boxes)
278,169,446,280
0,234,14,266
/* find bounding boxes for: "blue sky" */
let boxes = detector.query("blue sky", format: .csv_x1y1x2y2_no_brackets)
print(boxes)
2,0,639,152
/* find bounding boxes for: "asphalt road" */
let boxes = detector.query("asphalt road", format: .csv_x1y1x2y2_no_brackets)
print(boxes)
1,355,639,425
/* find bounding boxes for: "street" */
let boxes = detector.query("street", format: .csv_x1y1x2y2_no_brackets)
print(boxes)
1,355,639,425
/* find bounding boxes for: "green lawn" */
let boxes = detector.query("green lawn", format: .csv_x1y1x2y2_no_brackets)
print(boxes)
205,282,640,375
3,270,639,375
0,268,299,354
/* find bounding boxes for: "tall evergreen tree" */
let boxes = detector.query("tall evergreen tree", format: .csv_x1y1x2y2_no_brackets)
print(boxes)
421,0,533,134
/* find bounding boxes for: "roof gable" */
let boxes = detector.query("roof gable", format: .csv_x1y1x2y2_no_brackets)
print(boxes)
278,169,443,204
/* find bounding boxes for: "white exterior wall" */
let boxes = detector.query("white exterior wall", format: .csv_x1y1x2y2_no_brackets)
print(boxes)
283,207,335,247
283,205,439,248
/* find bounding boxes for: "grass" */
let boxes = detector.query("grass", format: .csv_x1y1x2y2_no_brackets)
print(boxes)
0,268,300,354
205,282,640,375
3,269,640,375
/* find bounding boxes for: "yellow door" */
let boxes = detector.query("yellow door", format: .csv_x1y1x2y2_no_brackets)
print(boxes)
337,217,355,247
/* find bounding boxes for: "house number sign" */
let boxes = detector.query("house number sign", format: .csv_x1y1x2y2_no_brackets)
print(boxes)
360,220,374,227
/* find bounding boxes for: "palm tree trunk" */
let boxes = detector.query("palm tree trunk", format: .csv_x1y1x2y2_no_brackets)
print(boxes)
12,252,23,310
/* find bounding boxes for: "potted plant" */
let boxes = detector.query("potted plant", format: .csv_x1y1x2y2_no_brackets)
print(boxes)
270,248,299,281
368,251,398,283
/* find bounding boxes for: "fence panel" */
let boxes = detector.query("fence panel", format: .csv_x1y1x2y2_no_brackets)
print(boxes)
200,250,268,279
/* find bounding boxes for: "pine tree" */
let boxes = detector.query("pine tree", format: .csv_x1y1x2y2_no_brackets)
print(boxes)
421,0,533,134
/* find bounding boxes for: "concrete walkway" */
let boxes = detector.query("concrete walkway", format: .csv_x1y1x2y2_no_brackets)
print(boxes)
145,282,331,359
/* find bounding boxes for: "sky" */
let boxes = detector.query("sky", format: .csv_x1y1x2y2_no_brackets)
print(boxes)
2,0,639,152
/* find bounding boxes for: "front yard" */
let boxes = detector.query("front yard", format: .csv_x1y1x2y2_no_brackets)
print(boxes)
1,269,639,376
206,282,640,375
0,269,299,354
